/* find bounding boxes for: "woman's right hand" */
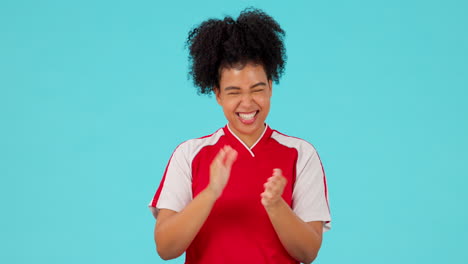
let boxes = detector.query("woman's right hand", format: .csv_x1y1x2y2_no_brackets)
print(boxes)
207,145,238,199
155,145,237,260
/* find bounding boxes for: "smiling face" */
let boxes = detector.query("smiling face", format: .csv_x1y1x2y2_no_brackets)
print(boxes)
215,62,273,147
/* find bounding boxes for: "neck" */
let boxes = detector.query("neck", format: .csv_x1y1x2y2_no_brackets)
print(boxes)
228,123,266,148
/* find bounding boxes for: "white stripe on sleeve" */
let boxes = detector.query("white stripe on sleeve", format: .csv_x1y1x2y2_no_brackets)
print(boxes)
271,132,332,232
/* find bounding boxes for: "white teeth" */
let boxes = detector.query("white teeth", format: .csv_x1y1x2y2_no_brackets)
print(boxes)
239,112,256,120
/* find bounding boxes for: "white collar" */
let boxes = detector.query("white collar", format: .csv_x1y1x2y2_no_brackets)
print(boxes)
226,123,269,157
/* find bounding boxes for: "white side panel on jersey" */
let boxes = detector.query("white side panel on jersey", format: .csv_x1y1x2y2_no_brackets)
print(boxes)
149,129,225,218
270,132,332,232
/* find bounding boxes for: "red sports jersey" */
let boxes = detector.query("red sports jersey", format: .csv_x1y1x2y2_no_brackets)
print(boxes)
149,124,331,263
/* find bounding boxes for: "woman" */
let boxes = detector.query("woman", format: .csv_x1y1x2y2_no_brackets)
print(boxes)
148,8,331,264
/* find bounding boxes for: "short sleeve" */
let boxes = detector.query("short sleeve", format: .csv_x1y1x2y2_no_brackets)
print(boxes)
292,145,332,232
148,143,193,219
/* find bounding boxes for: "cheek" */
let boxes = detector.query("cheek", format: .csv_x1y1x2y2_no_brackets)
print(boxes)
221,99,240,113
254,95,271,109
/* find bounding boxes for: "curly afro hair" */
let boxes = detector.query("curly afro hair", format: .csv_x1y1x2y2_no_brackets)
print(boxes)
186,7,287,95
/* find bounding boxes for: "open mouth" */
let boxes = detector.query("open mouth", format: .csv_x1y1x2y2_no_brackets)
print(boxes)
237,111,259,124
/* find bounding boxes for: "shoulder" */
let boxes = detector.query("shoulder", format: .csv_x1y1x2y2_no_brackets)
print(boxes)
173,128,225,159
270,129,318,156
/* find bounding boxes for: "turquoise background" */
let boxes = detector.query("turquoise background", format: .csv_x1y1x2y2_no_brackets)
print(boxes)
1,0,467,263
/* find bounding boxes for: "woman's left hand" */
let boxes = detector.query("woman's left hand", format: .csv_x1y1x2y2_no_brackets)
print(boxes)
261,168,287,209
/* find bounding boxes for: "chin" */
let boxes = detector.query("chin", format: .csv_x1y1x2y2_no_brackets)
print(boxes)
233,121,264,134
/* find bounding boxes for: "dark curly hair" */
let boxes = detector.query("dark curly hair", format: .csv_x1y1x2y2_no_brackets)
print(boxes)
186,7,287,95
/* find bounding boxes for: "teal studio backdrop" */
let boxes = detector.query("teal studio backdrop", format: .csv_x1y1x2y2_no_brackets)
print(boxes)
1,0,467,263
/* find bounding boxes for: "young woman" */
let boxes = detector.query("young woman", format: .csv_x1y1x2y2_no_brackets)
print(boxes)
148,8,331,264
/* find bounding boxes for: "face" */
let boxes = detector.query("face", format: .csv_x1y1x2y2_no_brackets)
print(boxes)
215,62,273,146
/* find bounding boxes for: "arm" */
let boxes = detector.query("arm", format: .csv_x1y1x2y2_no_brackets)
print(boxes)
155,189,217,260
261,169,323,264
154,146,238,260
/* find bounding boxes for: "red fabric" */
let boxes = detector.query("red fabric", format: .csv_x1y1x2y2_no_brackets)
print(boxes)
185,126,299,264
150,125,331,263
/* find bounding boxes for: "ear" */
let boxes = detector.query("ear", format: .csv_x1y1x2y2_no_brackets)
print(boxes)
268,80,273,97
214,86,222,105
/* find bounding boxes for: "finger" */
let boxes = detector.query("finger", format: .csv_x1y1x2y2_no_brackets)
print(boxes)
220,145,231,163
261,191,274,200
264,181,275,191
260,193,269,204
224,147,238,168
213,148,227,165
224,145,233,152
267,185,281,197
271,173,287,186
273,168,282,177
266,176,280,187
265,178,283,192
266,178,285,196
261,187,272,196
221,145,230,163
266,176,279,186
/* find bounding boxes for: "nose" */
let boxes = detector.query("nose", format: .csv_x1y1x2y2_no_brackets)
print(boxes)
239,92,254,108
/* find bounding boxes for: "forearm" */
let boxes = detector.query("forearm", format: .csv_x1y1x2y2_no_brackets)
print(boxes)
265,199,322,264
155,188,217,259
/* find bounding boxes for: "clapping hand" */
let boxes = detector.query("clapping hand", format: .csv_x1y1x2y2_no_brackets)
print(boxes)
261,168,287,209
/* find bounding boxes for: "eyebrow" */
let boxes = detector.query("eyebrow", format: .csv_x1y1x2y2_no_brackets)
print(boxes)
224,82,267,91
